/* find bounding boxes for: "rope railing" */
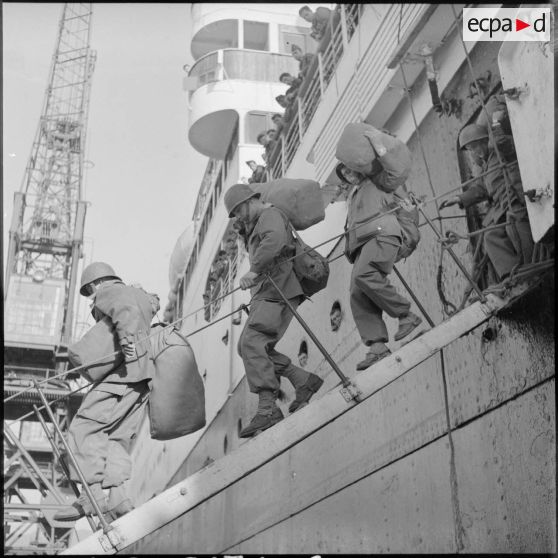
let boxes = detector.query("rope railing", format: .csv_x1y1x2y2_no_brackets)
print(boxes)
5,5,546,421
3,183,491,415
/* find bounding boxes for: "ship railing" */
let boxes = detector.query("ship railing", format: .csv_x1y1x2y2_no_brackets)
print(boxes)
188,49,298,93
344,3,363,42
267,3,363,178
209,250,239,320
320,10,344,90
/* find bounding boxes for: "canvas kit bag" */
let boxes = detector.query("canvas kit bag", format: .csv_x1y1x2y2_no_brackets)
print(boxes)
68,319,206,440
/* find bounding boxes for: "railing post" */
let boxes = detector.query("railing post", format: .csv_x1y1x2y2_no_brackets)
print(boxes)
32,380,116,537
392,266,436,327
340,4,349,47
317,52,325,96
411,195,487,303
265,274,357,396
296,99,303,143
32,404,97,532
281,135,286,177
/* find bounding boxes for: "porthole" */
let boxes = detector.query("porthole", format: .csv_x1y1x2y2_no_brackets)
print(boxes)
330,300,343,331
298,340,308,368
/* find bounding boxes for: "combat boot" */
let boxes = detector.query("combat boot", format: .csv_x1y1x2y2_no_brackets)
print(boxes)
289,373,324,413
394,312,422,341
356,342,391,371
54,482,108,522
239,407,284,438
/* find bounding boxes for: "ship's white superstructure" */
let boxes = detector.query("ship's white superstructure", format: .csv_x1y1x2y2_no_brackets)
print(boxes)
119,4,554,553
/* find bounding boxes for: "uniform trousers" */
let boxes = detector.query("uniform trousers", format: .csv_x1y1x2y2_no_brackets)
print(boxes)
238,296,310,394
483,207,534,279
67,380,149,488
350,236,411,345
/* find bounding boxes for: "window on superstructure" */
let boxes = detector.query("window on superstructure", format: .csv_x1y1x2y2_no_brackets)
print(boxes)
245,112,275,144
243,21,269,51
191,19,238,59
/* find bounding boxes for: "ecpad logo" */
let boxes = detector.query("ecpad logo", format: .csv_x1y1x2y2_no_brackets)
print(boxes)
463,7,551,42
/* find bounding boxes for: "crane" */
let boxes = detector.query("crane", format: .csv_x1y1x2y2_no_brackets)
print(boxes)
4,4,96,553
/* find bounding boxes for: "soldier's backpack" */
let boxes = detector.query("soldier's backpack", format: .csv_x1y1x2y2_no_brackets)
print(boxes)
393,192,420,261
251,178,325,230
148,324,206,440
283,216,330,297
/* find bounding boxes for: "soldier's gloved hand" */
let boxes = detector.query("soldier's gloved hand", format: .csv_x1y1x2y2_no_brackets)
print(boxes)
439,196,461,210
491,110,505,127
239,271,258,290
122,343,136,359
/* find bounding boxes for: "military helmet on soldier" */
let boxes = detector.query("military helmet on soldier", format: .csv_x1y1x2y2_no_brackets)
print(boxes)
224,184,261,218
79,262,121,295
458,124,489,150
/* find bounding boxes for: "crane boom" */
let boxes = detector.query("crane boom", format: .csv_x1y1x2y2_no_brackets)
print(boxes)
4,5,96,554
5,3,95,350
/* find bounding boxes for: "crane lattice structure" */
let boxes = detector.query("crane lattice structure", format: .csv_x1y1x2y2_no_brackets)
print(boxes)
4,4,95,554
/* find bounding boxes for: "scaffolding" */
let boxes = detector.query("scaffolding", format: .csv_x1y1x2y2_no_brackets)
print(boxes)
4,3,95,554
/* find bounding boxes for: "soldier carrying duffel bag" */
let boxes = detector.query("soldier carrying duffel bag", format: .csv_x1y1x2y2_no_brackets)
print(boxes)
55,262,160,523
335,122,423,373
56,262,206,524
223,183,326,439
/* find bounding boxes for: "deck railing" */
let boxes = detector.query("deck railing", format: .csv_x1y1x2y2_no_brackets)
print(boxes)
267,4,364,178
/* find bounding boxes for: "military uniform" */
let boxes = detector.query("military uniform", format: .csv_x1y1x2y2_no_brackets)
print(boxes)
67,280,158,488
344,138,413,346
238,206,310,394
458,133,533,278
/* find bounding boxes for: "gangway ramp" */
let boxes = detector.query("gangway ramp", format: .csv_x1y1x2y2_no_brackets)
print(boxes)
63,292,527,554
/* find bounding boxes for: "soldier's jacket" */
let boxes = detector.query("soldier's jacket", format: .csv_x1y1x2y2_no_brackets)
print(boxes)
344,136,412,258
459,132,524,224
91,280,159,384
247,206,303,301
311,6,333,40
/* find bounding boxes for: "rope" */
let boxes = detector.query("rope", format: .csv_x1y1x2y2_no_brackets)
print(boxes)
7,13,526,412
449,4,516,212
4,178,491,412
398,61,462,314
8,303,252,424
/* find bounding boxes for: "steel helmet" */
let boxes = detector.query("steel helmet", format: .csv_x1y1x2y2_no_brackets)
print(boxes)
224,184,260,218
79,262,120,295
458,124,489,150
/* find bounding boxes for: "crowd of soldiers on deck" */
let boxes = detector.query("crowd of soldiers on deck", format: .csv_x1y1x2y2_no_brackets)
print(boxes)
247,5,338,184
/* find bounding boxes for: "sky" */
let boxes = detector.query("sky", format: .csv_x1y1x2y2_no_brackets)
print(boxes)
3,3,207,329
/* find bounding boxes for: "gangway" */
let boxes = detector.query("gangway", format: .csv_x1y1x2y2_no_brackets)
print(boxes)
61,283,534,554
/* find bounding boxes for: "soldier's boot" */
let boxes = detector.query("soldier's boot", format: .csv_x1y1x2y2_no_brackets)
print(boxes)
239,390,284,438
356,342,391,371
289,373,324,413
54,482,108,522
107,484,134,520
394,312,423,341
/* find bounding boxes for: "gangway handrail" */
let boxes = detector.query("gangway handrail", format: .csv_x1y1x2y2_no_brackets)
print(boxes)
61,293,509,554
2,171,535,413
